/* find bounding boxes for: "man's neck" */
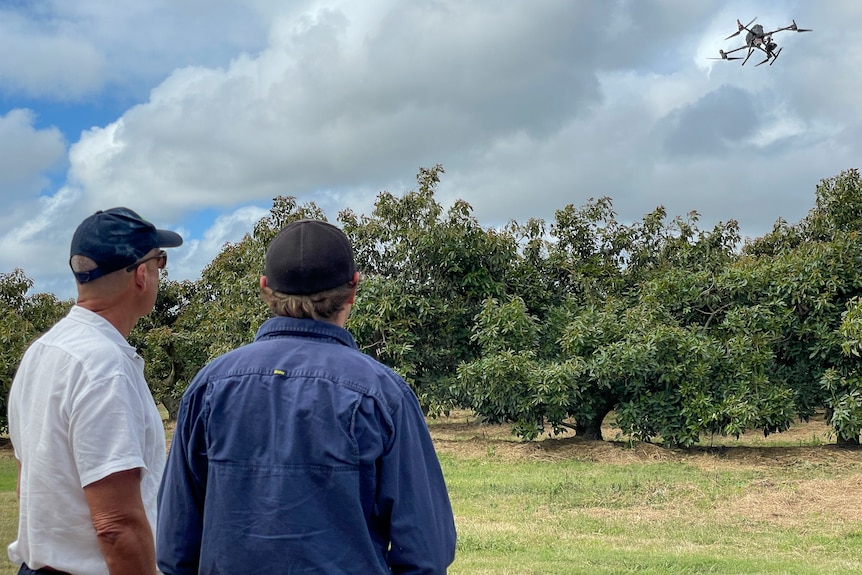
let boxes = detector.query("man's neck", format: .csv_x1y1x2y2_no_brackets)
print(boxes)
76,299,137,339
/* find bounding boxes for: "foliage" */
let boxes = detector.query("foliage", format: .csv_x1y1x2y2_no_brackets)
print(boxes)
130,279,208,420
456,296,586,439
456,198,771,444
10,167,862,445
820,297,862,445
343,165,516,412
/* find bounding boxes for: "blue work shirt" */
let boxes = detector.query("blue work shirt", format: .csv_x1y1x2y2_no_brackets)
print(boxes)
157,316,456,574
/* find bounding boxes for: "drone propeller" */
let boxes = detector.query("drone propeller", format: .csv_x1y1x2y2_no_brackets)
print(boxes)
726,16,757,40
791,19,812,32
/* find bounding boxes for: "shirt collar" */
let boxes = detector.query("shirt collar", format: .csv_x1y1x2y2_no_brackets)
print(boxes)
68,305,138,358
254,316,358,349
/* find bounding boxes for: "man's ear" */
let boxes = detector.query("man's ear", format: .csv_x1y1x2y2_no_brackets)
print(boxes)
133,264,149,292
347,271,360,304
260,276,268,290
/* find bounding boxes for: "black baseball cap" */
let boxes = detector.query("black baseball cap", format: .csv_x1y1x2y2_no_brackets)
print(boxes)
265,219,356,295
70,207,183,284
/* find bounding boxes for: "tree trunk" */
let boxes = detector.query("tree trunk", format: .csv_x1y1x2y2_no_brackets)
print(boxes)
837,434,860,447
162,395,182,422
575,397,617,441
575,418,604,441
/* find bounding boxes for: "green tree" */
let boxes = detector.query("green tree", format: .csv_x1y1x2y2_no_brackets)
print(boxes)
821,297,862,445
743,170,862,430
457,197,763,444
123,166,862,445
456,296,586,440
130,278,208,420
343,165,517,411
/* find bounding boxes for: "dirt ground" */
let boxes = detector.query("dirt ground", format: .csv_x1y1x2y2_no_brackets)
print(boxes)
428,410,860,470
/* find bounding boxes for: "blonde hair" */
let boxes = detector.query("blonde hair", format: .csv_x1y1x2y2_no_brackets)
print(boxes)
260,282,355,321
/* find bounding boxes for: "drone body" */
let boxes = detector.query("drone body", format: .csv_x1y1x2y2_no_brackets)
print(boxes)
711,17,812,66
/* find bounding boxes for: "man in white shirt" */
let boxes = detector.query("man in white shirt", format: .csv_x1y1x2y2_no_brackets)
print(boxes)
7,207,183,575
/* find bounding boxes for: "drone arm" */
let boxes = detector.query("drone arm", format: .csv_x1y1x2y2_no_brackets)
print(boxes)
725,17,756,40
722,45,749,55
766,21,813,35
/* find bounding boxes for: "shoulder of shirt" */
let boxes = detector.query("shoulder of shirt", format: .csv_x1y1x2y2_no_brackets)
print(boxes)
187,335,415,407
26,311,138,377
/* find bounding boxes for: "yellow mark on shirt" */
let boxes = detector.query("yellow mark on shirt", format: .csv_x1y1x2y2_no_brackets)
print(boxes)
273,369,285,375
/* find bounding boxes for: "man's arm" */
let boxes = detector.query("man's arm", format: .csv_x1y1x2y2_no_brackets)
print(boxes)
83,468,156,575
379,390,457,574
157,383,208,575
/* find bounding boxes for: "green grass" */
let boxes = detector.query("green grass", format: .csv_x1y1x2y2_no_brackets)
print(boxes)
0,453,16,575
2,419,861,575
439,452,862,574
0,458,15,494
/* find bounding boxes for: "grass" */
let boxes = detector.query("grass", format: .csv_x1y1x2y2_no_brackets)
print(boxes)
432,411,862,574
0,448,16,575
440,454,861,574
2,411,861,574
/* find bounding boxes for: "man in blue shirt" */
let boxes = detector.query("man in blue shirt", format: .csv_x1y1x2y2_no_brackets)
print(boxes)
157,219,456,574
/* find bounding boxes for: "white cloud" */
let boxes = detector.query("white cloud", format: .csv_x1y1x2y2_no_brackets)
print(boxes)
0,0,276,101
62,2,612,220
171,205,270,285
0,13,105,99
0,110,67,197
0,186,84,299
2,1,862,298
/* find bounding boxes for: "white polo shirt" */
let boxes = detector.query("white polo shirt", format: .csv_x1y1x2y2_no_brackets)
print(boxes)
7,305,166,575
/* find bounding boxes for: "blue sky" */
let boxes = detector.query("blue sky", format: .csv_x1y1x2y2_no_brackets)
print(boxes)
2,1,860,299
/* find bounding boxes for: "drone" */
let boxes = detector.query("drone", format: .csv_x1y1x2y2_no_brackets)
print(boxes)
711,17,812,66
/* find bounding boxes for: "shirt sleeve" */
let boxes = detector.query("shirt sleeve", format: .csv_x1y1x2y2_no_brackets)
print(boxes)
70,373,149,487
378,388,457,575
156,378,209,575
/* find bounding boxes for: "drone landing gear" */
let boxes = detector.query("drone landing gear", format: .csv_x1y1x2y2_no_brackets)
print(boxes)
769,47,783,65
756,48,783,67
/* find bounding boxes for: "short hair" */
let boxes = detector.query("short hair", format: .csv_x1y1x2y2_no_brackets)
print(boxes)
71,254,136,294
260,281,355,321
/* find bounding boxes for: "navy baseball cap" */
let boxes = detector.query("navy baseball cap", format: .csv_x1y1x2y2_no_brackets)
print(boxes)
265,219,356,295
69,207,183,284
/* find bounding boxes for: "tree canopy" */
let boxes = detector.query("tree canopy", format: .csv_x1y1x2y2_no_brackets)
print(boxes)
4,167,862,446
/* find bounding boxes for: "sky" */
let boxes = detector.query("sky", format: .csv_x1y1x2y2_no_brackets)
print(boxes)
2,0,859,300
